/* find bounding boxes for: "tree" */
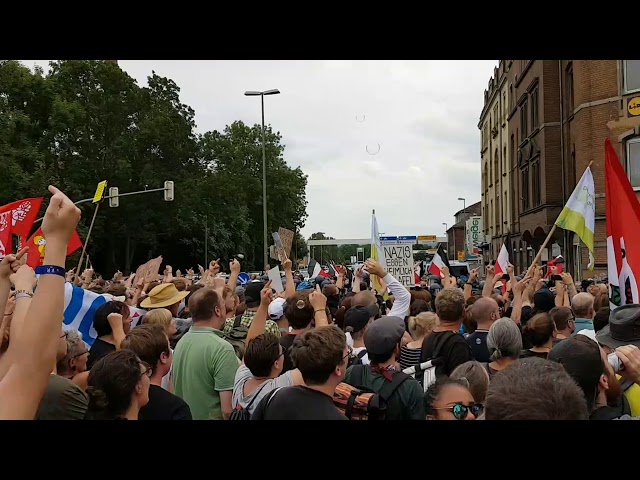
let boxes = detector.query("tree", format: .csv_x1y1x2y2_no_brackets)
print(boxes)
0,61,308,275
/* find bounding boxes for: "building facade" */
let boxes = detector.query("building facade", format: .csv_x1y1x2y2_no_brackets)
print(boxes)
479,61,511,261
484,60,640,279
446,201,481,261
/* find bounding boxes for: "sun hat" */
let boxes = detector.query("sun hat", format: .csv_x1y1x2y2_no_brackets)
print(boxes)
140,283,189,309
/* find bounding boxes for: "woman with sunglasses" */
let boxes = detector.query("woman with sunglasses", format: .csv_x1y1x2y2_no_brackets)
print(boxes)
84,350,151,420
56,329,89,382
425,377,482,420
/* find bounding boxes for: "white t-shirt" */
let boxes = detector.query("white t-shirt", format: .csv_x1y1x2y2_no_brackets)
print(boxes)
232,365,295,414
352,346,370,365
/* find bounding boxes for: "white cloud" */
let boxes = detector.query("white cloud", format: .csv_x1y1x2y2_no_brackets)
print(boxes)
22,60,497,240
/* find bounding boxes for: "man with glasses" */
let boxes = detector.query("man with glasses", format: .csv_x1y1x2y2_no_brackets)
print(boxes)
35,326,88,420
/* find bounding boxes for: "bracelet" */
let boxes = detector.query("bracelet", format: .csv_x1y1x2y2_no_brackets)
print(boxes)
314,309,326,313
15,292,33,300
35,265,66,278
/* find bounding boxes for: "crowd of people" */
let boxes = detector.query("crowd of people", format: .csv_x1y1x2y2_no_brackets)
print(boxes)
2,185,640,420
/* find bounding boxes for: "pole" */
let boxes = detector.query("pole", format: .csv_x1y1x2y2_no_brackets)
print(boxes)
205,214,208,266
462,200,467,260
525,160,593,276
76,202,100,273
261,93,268,272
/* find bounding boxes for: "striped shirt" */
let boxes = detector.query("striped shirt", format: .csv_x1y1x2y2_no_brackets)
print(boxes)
399,345,422,371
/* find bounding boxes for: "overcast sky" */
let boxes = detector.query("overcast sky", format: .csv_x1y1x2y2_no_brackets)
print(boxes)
25,60,497,241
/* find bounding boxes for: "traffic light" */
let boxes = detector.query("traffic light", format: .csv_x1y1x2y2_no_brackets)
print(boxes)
164,181,174,201
108,187,119,207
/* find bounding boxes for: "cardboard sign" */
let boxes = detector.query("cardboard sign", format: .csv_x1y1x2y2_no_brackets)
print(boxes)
272,232,287,261
382,244,415,287
278,227,294,258
134,256,163,285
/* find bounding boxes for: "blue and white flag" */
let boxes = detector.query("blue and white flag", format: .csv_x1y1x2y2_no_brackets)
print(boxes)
63,283,146,347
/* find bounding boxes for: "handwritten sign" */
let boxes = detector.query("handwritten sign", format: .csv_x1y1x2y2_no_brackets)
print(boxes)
278,227,294,258
382,245,415,287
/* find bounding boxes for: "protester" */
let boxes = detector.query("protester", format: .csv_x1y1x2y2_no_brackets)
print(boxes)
571,292,596,333
400,312,437,370
87,301,130,369
424,377,479,420
343,305,376,365
466,297,500,362
521,312,557,360
485,317,523,378
450,360,490,404
549,306,575,342
141,308,177,391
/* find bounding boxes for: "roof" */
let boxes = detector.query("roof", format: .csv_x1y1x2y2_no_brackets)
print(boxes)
453,201,481,218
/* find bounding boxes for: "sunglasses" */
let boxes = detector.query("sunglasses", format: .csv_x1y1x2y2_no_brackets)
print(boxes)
434,403,484,420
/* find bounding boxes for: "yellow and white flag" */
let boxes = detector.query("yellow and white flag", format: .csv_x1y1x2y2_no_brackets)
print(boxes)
371,210,387,295
555,166,596,270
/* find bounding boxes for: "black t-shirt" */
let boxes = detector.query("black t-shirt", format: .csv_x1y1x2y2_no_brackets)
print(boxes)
466,330,490,363
138,385,192,421
421,330,473,377
87,338,116,370
519,349,549,360
279,333,298,374
251,386,347,420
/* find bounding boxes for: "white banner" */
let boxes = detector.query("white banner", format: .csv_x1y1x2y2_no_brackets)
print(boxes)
382,244,415,287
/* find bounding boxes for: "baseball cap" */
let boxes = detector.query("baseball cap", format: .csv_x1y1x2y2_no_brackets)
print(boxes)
268,297,286,321
244,281,264,304
344,306,372,333
534,289,555,312
364,316,406,356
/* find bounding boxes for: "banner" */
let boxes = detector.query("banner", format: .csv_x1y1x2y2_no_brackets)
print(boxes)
382,244,415,287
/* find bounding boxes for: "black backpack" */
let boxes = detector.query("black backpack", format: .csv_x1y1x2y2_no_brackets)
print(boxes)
224,314,248,359
348,349,368,367
418,331,459,380
229,382,269,421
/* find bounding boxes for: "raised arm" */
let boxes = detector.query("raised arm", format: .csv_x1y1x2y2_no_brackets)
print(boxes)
365,258,411,319
228,258,241,292
282,259,296,299
0,186,81,420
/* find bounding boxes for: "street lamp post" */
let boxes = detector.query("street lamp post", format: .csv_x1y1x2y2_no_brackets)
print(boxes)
442,222,449,259
458,198,466,261
245,88,280,271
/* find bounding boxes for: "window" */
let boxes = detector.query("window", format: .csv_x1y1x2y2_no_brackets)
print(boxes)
496,194,500,230
531,87,539,129
623,60,640,94
504,191,508,225
509,85,514,111
494,149,500,184
503,92,507,118
628,137,640,188
490,199,493,232
503,146,507,174
566,67,574,113
494,105,500,128
532,161,541,206
483,123,489,148
510,134,515,165
521,167,529,210
520,98,528,142
484,163,488,191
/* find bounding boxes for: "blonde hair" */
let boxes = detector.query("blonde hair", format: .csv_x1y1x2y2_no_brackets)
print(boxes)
143,308,173,335
408,312,438,340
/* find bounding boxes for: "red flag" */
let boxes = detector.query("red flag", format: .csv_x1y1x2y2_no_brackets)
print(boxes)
0,210,12,257
25,228,83,268
0,197,44,246
605,139,640,306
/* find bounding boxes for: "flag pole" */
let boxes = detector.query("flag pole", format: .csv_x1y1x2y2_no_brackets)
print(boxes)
526,161,594,275
76,203,100,273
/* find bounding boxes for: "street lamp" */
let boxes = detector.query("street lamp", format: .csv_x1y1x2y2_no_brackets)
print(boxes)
245,88,281,271
458,198,466,260
443,222,450,261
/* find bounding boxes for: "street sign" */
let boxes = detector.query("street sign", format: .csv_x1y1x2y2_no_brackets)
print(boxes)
93,180,107,203
418,235,437,244
380,236,398,245
397,236,417,244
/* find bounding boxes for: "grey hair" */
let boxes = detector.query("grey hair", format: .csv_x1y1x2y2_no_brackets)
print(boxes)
486,318,522,362
57,329,84,374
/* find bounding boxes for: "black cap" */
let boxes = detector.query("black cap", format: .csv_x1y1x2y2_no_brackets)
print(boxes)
534,289,555,312
244,281,264,304
364,316,405,356
596,304,640,349
344,306,372,333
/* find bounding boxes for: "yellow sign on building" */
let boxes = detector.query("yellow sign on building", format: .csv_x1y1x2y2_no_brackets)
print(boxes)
627,97,640,117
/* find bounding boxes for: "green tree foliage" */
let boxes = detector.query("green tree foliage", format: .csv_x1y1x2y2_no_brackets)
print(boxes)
0,60,308,274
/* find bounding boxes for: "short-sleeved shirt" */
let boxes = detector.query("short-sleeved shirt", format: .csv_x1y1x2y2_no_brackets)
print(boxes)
139,384,192,421
172,326,240,420
223,310,280,337
466,330,490,363
251,386,347,420
36,375,88,420
232,365,294,415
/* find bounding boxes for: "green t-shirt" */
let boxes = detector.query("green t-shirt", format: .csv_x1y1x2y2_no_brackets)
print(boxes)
172,326,240,420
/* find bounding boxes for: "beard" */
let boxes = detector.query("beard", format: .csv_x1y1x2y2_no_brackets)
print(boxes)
605,372,623,405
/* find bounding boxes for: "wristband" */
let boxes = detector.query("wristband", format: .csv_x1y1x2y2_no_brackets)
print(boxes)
314,309,326,314
15,292,33,300
35,265,66,278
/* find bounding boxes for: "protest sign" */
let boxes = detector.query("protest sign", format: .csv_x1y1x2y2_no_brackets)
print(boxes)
278,227,294,258
382,244,415,287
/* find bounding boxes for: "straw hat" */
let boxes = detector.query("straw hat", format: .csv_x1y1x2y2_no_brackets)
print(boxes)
140,283,189,309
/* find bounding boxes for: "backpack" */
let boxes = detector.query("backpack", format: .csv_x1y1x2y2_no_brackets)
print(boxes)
415,331,459,386
347,349,368,367
229,382,269,421
224,314,248,359
333,365,410,420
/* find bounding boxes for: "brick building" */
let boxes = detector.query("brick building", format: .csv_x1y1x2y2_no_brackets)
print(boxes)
446,201,481,261
479,61,511,260
495,60,640,279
